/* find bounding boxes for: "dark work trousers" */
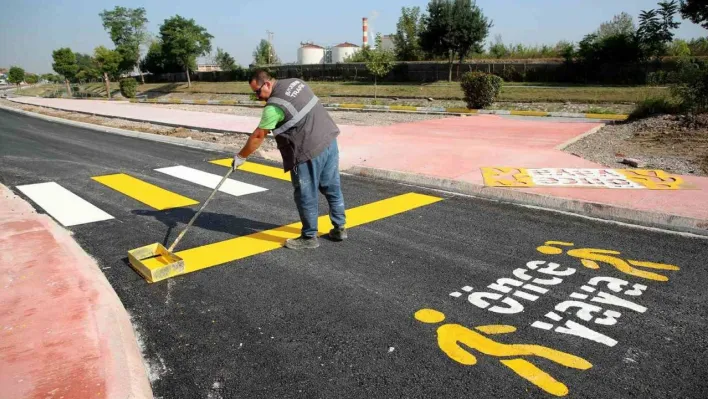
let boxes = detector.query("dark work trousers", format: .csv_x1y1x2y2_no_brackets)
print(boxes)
290,139,346,238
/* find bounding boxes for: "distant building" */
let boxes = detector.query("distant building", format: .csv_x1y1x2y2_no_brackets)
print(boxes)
332,42,360,63
381,35,395,52
297,43,325,65
197,64,222,72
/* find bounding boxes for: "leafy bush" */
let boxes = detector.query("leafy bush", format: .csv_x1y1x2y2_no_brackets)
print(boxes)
460,71,503,109
119,78,138,98
629,97,682,119
670,58,708,113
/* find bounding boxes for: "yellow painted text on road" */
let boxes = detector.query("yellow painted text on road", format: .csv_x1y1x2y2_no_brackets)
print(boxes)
210,159,291,182
92,173,198,210
141,192,442,276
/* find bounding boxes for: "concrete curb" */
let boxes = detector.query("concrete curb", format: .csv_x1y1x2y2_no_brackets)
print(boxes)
343,166,708,237
125,98,629,121
3,102,704,237
0,184,153,398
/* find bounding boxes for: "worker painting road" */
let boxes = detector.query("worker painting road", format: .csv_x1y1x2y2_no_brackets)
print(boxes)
1,109,707,398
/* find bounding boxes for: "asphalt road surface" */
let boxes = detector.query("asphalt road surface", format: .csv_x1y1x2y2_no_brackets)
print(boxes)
1,109,707,399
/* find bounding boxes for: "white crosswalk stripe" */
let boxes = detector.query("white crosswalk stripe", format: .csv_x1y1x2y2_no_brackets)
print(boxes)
16,182,114,226
155,165,268,197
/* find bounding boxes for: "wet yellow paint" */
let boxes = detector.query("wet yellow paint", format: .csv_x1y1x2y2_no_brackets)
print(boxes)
616,169,689,190
415,308,591,397
510,110,549,117
537,241,680,282
389,105,418,112
481,167,534,187
141,192,442,276
210,159,291,181
92,173,198,210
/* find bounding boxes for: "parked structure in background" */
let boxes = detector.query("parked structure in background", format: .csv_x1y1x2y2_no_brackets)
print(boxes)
332,42,361,63
197,64,222,72
380,35,395,51
297,43,325,64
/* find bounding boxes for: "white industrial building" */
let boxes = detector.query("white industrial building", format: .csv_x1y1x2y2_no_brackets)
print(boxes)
332,42,360,63
297,43,325,64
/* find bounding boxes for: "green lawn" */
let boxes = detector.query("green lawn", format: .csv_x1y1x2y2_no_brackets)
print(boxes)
22,81,670,104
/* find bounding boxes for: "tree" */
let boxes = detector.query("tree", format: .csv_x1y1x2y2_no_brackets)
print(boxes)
393,6,424,61
595,12,636,40
8,66,25,88
489,35,508,58
680,0,708,29
75,53,100,82
215,47,237,71
159,15,213,88
52,47,78,96
365,34,396,99
25,74,38,84
638,1,681,59
253,39,280,65
99,6,149,83
93,46,123,98
419,0,491,81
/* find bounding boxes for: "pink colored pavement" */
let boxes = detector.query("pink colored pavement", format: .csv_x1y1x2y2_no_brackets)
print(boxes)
0,184,152,399
9,97,708,223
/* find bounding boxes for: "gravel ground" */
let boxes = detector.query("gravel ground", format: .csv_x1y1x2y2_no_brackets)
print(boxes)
142,91,633,115
131,102,450,126
0,99,275,153
564,114,708,176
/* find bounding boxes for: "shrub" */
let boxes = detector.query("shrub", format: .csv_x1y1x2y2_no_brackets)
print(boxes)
670,58,708,114
629,97,682,119
460,72,503,109
119,78,138,98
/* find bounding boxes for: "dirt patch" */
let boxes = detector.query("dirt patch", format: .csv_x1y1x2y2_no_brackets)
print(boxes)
0,98,277,153
564,113,708,176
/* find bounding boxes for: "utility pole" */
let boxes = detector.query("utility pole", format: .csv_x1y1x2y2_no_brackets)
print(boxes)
266,30,274,64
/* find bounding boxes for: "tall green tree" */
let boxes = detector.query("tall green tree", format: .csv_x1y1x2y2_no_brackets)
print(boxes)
365,34,396,99
393,6,424,61
595,12,637,40
94,46,123,98
215,47,237,71
419,0,491,81
75,53,100,82
159,15,213,88
52,47,78,96
253,39,280,65
99,6,149,83
8,66,25,88
680,0,708,29
638,1,681,59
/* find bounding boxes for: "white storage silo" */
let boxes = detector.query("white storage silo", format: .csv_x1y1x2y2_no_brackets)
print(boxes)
332,42,360,63
297,43,325,64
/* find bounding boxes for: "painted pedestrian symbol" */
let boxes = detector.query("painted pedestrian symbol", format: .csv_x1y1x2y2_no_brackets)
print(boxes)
414,308,592,397
537,241,680,282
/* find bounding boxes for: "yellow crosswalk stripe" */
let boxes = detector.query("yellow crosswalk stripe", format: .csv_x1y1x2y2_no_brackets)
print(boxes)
92,173,198,210
210,159,291,181
140,192,443,280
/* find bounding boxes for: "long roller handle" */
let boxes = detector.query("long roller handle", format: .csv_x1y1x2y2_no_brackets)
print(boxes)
168,167,234,252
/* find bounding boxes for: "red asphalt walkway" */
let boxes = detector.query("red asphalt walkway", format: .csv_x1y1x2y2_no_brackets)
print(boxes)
9,97,708,225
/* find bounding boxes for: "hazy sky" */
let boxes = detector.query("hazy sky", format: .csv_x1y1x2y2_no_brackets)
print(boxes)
1,0,706,74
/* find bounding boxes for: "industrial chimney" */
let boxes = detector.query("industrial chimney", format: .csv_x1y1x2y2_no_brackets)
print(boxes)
362,17,368,47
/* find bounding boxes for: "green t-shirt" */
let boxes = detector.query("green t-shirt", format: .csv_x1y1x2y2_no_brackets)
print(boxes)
258,105,285,130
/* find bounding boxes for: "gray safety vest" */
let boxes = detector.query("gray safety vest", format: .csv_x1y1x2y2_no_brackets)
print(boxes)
266,79,340,172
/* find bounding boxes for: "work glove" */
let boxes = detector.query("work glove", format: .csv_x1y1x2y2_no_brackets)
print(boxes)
232,154,246,170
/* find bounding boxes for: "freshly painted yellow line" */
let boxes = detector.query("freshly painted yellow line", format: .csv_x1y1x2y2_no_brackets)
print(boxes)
210,159,292,181
510,110,550,117
92,173,198,210
585,113,628,120
446,108,478,114
140,192,443,279
389,105,418,111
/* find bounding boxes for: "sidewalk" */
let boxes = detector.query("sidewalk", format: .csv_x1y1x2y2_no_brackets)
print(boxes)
0,184,152,399
8,97,708,235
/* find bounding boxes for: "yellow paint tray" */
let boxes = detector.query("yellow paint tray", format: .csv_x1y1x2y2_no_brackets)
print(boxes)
128,243,185,283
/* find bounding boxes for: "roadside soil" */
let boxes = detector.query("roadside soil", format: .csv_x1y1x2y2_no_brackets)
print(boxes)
564,113,708,177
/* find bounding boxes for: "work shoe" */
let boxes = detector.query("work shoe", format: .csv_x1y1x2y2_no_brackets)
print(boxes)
285,236,320,250
329,227,347,241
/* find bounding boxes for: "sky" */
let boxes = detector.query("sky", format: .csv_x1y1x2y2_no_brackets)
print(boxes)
1,0,706,74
